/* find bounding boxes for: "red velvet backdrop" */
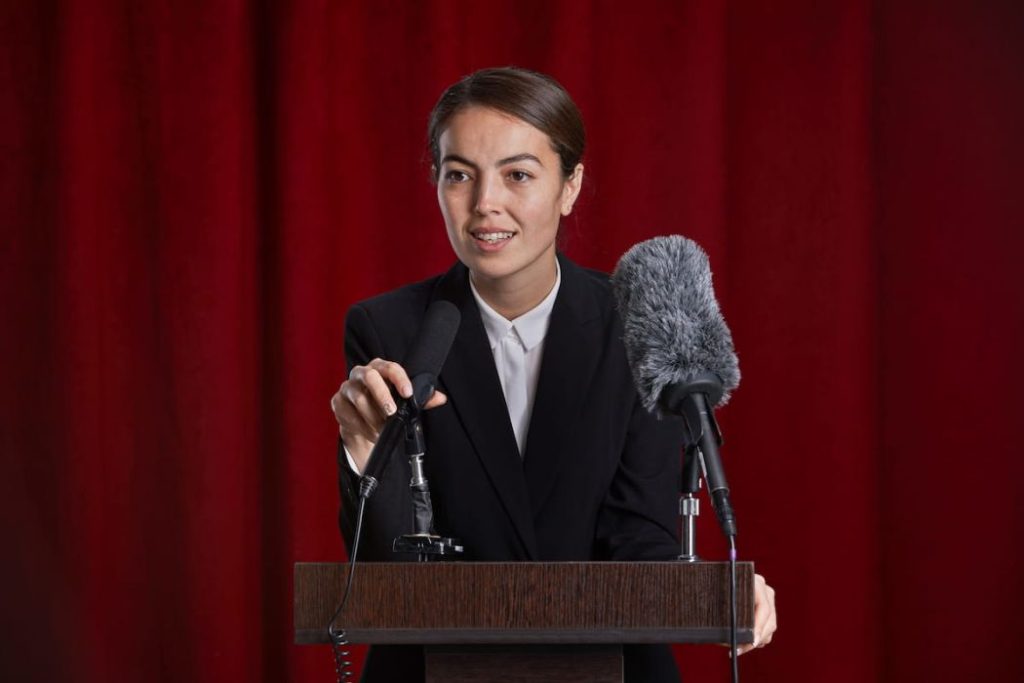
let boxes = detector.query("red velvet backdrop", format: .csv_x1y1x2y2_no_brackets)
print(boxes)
2,1,1022,681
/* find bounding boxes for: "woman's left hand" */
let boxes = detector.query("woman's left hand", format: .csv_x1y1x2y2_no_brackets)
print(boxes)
737,573,777,655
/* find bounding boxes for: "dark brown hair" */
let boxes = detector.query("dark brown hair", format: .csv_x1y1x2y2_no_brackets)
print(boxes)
427,67,585,181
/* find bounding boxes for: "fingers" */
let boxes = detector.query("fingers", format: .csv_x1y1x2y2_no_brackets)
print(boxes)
331,382,379,445
330,360,399,442
738,573,777,655
331,360,448,443
352,359,412,409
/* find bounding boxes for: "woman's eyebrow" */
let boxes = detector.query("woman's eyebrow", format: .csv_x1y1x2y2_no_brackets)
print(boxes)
440,153,476,168
497,153,543,167
440,153,544,168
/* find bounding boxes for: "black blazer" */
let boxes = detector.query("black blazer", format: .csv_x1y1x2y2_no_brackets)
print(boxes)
336,254,686,681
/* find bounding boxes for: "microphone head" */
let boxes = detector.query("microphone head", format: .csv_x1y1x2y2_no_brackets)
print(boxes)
403,300,461,378
611,235,739,413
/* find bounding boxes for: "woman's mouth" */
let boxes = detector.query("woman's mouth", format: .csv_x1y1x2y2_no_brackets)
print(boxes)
473,231,514,244
471,230,515,252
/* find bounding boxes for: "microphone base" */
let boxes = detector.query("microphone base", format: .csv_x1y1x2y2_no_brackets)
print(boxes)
393,533,465,561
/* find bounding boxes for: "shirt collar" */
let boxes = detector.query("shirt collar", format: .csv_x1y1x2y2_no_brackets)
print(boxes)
470,261,561,352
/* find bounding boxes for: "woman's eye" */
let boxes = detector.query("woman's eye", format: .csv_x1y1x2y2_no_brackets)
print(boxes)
508,170,531,183
444,170,470,184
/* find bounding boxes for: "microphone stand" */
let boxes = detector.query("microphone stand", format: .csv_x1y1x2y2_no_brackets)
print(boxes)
678,443,701,562
666,373,741,682
392,414,464,562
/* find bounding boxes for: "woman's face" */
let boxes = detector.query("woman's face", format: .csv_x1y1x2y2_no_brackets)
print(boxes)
436,106,582,296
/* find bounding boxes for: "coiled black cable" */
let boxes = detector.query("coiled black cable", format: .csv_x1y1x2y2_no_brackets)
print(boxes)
327,494,369,682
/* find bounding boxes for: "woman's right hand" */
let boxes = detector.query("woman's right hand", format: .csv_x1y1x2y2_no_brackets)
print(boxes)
330,358,448,474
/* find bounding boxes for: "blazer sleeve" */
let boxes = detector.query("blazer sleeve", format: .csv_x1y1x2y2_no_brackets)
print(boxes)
595,392,686,561
336,303,419,561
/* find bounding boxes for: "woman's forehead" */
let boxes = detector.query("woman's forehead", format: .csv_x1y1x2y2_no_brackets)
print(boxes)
438,106,556,164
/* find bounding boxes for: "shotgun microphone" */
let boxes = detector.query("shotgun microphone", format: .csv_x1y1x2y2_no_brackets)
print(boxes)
611,235,740,538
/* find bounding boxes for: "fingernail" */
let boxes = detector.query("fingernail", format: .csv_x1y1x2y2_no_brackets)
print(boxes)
401,383,412,397
385,402,396,415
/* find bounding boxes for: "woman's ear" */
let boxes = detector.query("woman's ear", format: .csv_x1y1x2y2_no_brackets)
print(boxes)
560,163,584,216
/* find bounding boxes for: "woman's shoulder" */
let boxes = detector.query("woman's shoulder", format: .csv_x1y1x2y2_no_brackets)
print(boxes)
576,263,612,289
345,261,468,337
351,275,442,317
557,254,618,319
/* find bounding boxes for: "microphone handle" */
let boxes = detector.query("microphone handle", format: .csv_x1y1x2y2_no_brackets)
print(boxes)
359,400,415,497
682,392,738,538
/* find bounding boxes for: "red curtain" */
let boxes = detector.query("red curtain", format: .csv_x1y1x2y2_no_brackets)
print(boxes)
3,1,1022,681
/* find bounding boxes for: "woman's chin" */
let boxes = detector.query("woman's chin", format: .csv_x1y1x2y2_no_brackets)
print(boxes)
466,259,514,283
459,240,557,288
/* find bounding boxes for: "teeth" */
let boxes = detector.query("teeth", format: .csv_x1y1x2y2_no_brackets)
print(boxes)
477,232,513,243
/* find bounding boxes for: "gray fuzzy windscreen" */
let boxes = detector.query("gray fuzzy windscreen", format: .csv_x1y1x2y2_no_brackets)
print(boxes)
610,235,740,413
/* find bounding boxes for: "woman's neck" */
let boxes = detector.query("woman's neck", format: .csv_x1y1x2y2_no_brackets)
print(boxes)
471,256,558,320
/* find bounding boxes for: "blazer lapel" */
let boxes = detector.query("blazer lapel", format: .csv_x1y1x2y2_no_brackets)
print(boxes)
431,263,540,559
522,255,603,517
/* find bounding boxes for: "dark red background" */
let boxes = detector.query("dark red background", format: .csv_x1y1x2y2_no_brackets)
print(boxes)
2,1,1022,681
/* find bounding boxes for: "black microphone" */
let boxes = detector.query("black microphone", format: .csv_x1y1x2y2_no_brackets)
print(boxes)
611,235,740,538
359,300,461,500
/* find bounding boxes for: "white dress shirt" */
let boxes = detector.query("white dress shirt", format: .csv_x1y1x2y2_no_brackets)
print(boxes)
470,262,560,456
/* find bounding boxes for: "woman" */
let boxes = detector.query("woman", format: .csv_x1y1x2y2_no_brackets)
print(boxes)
331,67,776,682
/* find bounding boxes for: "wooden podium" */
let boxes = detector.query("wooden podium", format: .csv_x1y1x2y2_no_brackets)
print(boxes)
295,561,753,682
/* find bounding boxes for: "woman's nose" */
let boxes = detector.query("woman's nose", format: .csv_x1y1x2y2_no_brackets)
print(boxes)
473,173,502,215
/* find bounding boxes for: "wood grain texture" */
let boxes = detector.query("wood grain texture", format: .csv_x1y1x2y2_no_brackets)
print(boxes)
295,562,753,645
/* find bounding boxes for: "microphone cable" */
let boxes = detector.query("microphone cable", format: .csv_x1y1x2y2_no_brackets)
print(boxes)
729,534,739,683
326,483,371,682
